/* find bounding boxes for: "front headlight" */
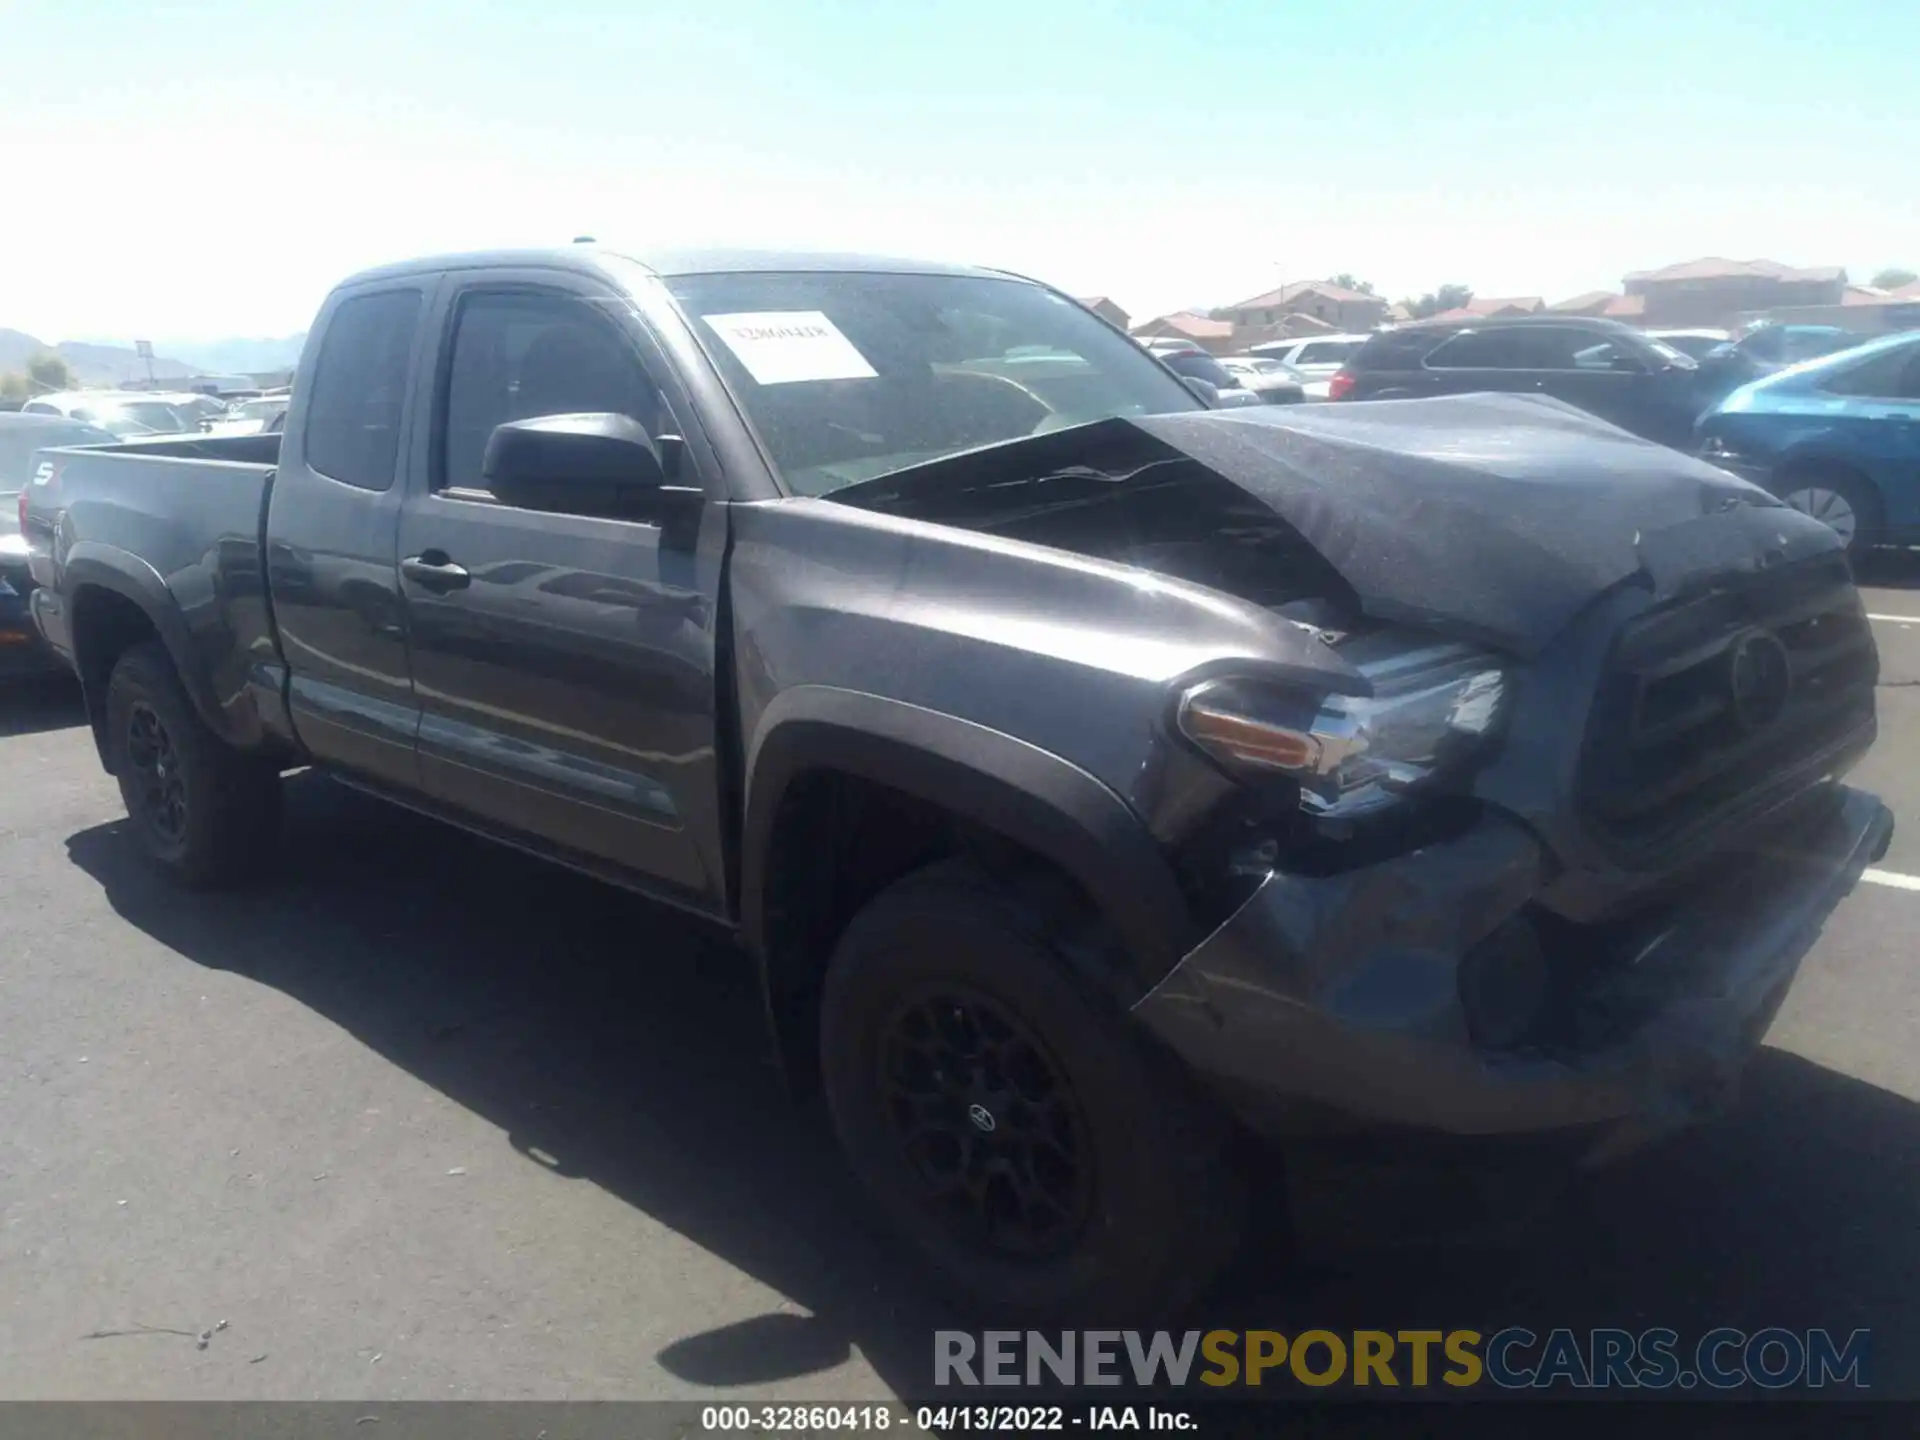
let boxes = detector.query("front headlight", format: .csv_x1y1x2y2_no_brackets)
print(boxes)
1176,630,1508,818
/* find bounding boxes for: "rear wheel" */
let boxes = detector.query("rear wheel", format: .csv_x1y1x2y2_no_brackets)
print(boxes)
106,641,282,887
1775,469,1882,557
819,859,1244,1321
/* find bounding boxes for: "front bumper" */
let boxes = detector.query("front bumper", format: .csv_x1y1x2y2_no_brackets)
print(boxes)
1134,786,1892,1164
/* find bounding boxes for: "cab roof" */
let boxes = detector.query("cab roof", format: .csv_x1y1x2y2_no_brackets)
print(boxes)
337,245,1017,289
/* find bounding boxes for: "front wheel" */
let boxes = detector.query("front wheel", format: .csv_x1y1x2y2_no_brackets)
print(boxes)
105,640,282,887
1775,470,1883,557
819,860,1244,1321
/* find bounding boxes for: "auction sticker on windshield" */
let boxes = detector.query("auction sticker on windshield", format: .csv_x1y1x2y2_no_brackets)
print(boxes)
701,310,878,385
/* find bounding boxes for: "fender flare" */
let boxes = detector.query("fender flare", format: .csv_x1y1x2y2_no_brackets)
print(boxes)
741,685,1194,1004
62,544,244,759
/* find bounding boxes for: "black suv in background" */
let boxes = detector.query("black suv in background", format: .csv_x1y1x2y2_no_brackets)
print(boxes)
1329,316,1703,448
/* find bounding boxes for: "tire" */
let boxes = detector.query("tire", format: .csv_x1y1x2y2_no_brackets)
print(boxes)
819,859,1244,1322
1774,468,1883,558
105,640,282,887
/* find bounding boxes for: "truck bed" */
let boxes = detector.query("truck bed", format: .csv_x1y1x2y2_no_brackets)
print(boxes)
24,431,285,742
87,432,283,466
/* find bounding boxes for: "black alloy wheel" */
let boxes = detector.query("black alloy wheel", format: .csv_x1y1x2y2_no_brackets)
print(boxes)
820,858,1246,1320
105,640,282,887
124,699,189,848
879,986,1095,1260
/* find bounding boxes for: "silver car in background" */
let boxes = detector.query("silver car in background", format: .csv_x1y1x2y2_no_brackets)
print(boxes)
18,390,200,438
1248,333,1373,399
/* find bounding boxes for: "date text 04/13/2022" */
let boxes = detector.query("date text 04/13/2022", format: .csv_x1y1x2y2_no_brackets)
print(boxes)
698,1405,1196,1433
914,1407,1195,1431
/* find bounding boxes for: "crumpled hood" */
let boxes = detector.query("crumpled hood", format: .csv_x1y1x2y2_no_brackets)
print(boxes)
830,392,1845,658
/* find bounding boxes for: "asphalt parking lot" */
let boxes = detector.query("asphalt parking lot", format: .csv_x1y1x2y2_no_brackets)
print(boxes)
4,556,1920,1402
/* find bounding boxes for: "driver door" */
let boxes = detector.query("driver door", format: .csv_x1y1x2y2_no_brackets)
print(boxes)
394,273,729,911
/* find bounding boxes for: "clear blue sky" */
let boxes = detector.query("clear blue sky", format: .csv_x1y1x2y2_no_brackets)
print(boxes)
2,0,1911,343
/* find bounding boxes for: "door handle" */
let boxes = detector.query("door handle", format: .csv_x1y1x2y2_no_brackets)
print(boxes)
401,552,472,592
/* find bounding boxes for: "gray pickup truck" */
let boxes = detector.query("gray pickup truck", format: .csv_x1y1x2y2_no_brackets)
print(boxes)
21,245,1893,1319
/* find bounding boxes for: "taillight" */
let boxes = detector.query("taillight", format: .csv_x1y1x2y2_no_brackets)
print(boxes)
15,489,26,534
1327,368,1358,401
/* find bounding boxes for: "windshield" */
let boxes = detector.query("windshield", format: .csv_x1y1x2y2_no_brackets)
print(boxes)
667,270,1199,495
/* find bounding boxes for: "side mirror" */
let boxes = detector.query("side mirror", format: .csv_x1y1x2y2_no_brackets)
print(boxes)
483,412,665,494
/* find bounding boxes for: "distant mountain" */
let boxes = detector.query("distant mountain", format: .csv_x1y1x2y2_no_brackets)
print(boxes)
0,329,40,372
0,327,196,387
55,340,196,385
158,335,307,375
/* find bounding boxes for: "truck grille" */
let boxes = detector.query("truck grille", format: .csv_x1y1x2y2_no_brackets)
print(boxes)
1578,555,1877,852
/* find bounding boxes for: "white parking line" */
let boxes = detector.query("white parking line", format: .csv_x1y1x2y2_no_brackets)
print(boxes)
1867,613,1920,625
1863,868,1920,893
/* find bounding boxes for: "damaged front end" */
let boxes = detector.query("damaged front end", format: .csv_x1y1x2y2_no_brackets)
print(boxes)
829,396,1893,1156
1136,784,1889,1160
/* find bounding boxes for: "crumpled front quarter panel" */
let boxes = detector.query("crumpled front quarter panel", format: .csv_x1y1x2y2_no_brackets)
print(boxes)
726,497,1348,813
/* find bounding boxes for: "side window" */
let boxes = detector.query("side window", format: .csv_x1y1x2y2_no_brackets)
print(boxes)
438,289,660,493
1821,345,1920,400
303,288,423,491
1526,330,1639,371
1424,329,1528,369
22,402,58,415
1788,330,1849,362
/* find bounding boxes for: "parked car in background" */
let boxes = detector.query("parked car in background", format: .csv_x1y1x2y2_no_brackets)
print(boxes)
0,413,116,675
1144,344,1266,408
1696,328,1920,557
182,373,260,398
1247,333,1372,396
1216,355,1306,404
203,395,292,436
1696,323,1859,399
1328,316,1702,447
19,391,200,438
157,392,234,424
1646,327,1731,361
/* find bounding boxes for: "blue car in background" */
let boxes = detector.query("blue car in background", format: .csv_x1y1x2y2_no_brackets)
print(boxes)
1696,328,1920,557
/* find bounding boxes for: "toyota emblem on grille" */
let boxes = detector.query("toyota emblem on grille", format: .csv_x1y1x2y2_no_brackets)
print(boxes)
1727,630,1793,732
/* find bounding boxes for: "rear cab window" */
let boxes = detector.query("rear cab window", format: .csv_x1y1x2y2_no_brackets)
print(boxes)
303,288,426,491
